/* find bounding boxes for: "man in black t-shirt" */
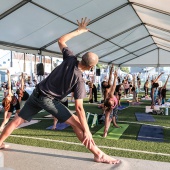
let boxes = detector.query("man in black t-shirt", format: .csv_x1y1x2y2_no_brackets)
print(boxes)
0,17,119,165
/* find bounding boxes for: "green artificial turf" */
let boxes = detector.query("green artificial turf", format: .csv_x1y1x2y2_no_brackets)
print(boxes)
0,90,170,162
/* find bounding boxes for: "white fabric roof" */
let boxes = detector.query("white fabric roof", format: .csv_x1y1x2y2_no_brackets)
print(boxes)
0,0,170,66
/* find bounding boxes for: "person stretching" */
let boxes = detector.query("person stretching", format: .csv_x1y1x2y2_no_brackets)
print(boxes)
0,70,20,132
103,69,120,138
0,17,120,164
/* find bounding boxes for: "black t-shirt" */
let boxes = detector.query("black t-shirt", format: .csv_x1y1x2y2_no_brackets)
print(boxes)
38,47,86,100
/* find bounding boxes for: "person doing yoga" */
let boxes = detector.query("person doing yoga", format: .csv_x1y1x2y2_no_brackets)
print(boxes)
103,67,120,138
0,17,120,164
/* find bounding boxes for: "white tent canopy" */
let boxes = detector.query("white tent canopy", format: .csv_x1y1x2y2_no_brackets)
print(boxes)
0,0,170,66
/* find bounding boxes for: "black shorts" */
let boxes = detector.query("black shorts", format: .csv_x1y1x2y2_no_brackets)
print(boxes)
18,89,72,122
8,100,20,113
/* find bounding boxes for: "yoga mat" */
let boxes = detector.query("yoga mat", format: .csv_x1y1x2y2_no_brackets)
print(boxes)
137,125,164,142
141,97,151,101
135,113,155,122
118,105,128,110
131,102,143,105
17,120,41,129
46,122,70,130
145,106,160,113
93,124,129,140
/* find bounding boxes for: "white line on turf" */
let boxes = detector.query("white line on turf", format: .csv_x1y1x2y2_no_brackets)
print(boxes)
9,135,170,157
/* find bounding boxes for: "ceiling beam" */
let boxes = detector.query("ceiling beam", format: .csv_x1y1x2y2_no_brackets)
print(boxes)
76,23,143,56
131,2,170,16
108,43,156,64
99,35,150,59
36,1,144,60
156,43,170,49
128,0,158,49
119,48,158,66
145,23,170,33
32,1,129,49
152,35,170,43
0,0,31,20
158,47,170,53
0,40,62,56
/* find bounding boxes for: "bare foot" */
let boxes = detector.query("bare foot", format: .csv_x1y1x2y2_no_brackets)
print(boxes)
151,105,154,109
94,153,120,164
51,126,56,130
103,132,107,138
0,143,9,149
114,125,121,128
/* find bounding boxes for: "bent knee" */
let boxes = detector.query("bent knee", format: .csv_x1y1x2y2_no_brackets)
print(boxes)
13,116,25,126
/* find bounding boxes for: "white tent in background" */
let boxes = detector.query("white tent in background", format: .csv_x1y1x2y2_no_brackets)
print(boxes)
0,1,170,66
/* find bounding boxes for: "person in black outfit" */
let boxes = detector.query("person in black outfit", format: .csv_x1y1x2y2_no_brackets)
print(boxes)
0,17,120,164
86,81,98,103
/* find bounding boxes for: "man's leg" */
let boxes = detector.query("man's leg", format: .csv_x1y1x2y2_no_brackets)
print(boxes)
65,114,119,164
0,116,25,148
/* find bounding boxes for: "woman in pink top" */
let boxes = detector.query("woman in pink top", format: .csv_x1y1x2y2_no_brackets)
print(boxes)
103,68,119,137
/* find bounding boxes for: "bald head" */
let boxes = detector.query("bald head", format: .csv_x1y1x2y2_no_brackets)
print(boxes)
81,52,99,67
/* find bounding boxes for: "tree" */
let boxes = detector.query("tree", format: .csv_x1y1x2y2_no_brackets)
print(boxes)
120,67,130,73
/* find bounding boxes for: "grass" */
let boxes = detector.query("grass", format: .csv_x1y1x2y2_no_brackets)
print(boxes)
0,90,170,162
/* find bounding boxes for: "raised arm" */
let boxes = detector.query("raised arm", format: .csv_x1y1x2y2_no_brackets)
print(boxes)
58,17,90,52
6,70,12,95
153,72,164,83
20,73,24,90
162,75,170,89
109,70,118,98
146,74,150,81
108,64,114,86
132,74,136,87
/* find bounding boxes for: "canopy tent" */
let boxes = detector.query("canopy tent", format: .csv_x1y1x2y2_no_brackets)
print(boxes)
0,0,170,67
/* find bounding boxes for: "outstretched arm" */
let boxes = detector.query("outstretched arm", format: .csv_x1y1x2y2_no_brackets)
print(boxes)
6,70,12,95
146,74,150,81
162,75,170,89
132,74,136,86
153,72,164,83
108,64,114,86
18,73,24,102
109,70,118,98
58,17,90,52
20,73,24,91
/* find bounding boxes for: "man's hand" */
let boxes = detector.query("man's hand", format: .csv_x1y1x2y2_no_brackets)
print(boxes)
82,131,95,149
77,17,90,33
58,17,91,52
